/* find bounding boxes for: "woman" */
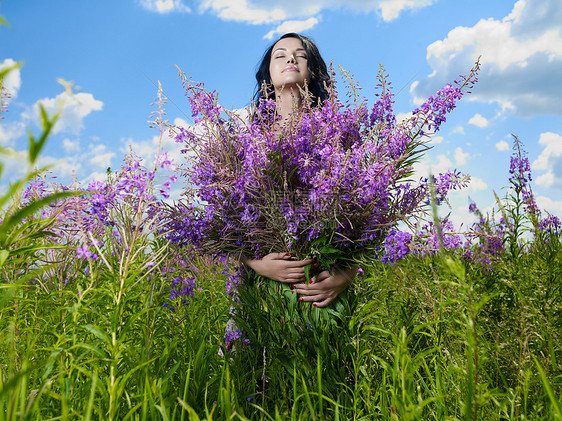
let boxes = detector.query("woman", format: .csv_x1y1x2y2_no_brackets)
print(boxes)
242,33,358,308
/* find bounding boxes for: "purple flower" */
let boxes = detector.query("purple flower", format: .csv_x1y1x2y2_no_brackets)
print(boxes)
224,329,250,348
381,229,412,264
76,244,98,260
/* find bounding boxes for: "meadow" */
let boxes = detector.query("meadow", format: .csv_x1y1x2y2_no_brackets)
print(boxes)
1,59,561,420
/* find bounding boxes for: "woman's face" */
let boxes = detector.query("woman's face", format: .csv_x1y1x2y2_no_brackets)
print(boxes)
269,37,311,94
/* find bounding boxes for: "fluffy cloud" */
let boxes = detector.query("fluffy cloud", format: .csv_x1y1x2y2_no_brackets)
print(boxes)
30,91,103,135
412,0,562,117
198,0,286,24
532,131,562,188
496,140,510,151
451,126,465,135
378,0,435,21
535,195,562,216
468,113,489,128
0,58,22,104
88,144,115,170
121,117,187,166
194,0,436,38
454,147,469,165
413,153,453,180
0,120,25,147
264,17,319,40
140,0,190,13
466,176,488,192
198,0,435,22
63,138,80,153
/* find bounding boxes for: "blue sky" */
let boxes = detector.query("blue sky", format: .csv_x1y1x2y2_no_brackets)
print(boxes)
1,0,561,228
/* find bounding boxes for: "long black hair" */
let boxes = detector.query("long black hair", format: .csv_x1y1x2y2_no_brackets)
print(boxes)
254,33,331,108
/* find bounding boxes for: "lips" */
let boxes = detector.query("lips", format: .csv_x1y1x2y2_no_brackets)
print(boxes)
282,66,298,73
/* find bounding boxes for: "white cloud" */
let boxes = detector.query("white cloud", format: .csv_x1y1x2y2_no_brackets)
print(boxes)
536,195,562,217
88,144,115,170
121,117,187,168
199,0,286,24
195,0,437,38
63,138,80,153
536,170,555,187
413,153,454,179
432,135,444,144
199,0,436,22
140,0,190,13
468,113,489,128
532,131,562,188
0,120,25,147
81,171,109,185
412,0,562,117
38,155,81,178
29,91,103,135
0,58,22,104
451,126,465,135
395,112,412,124
466,176,488,192
378,0,435,21
0,147,27,181
454,146,469,165
532,131,562,170
264,17,319,40
496,140,510,151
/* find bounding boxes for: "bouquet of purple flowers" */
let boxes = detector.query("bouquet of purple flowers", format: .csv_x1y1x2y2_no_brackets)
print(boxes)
168,62,479,269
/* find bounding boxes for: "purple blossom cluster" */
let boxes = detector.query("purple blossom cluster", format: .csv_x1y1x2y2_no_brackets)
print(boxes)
413,84,462,133
412,219,464,256
381,229,412,264
538,215,561,236
431,170,470,205
10,152,179,289
169,62,480,263
163,275,197,311
223,329,250,349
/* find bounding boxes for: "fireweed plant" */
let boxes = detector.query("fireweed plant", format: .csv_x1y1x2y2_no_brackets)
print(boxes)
168,61,479,275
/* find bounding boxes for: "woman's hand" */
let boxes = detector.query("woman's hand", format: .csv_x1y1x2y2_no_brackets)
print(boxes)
292,265,357,307
243,253,314,284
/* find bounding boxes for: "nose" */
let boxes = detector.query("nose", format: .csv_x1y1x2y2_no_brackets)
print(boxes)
287,54,296,63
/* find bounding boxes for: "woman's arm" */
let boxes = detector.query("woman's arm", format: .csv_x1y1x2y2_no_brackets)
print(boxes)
242,252,315,283
292,264,358,307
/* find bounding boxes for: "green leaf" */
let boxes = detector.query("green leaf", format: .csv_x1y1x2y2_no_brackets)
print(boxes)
0,249,8,265
0,191,79,243
0,61,21,81
534,356,562,418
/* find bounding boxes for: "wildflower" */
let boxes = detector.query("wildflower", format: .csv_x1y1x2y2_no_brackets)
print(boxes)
76,244,98,260
381,229,412,264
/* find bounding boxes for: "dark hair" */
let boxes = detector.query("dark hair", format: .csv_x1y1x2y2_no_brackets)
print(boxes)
254,33,331,108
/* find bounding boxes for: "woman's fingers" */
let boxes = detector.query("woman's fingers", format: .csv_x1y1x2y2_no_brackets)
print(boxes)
295,292,336,307
312,297,333,308
297,294,325,302
286,258,315,267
